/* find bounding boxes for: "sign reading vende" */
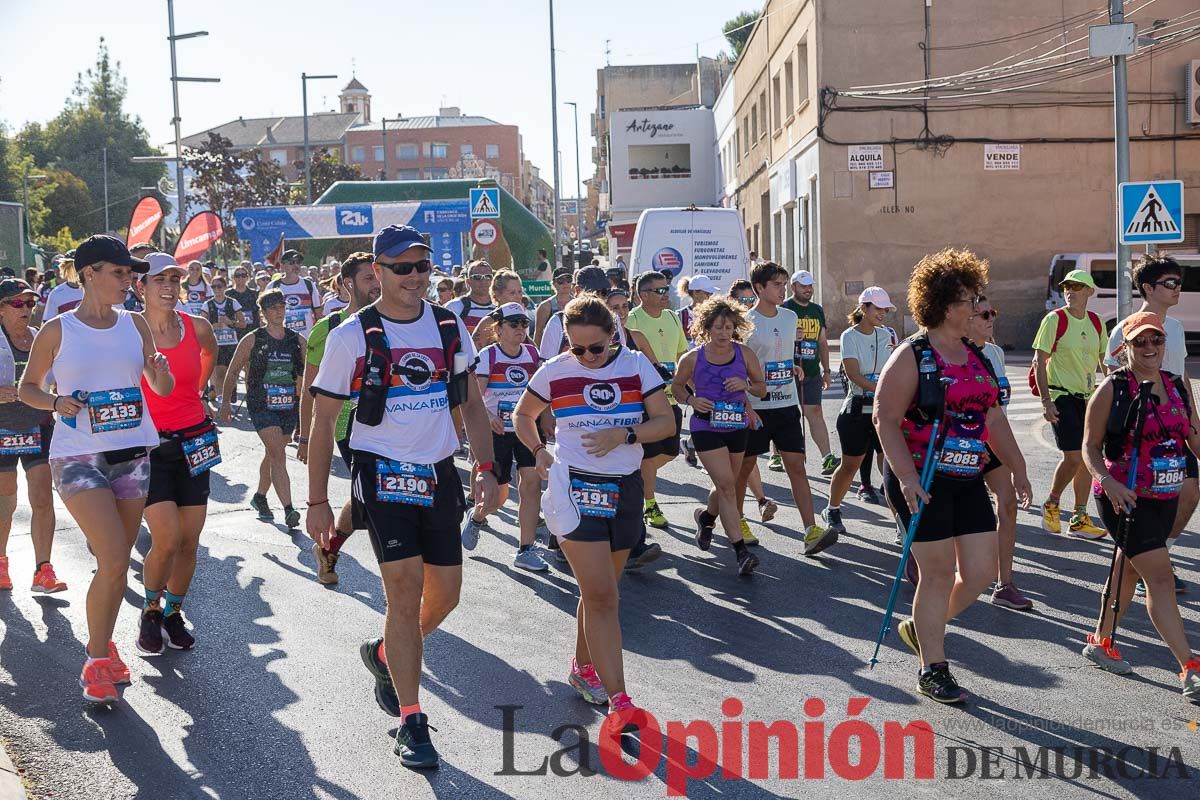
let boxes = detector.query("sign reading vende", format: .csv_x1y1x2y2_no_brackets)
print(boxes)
984,144,1021,171
848,145,884,171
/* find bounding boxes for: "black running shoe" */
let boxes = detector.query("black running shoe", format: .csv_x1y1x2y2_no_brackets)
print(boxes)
394,712,440,768
161,612,195,651
624,541,662,572
693,508,714,551
250,493,273,522
917,662,968,704
359,638,400,717
284,505,301,530
137,605,165,655
735,545,760,576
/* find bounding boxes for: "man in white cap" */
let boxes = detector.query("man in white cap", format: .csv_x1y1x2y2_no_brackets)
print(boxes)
782,270,839,476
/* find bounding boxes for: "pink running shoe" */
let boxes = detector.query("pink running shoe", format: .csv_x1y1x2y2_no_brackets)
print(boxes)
568,657,608,705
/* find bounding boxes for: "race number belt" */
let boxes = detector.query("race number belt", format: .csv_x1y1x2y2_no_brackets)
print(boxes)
862,373,880,405
710,401,746,430
284,310,308,332
765,360,792,386
997,376,1011,407
797,339,818,362
936,437,986,478
376,459,436,506
265,384,296,411
88,387,144,433
498,400,516,432
570,475,620,519
181,429,221,476
214,326,238,346
1151,456,1186,496
0,427,40,455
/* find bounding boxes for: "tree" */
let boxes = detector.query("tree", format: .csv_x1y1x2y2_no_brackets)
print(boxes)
40,170,92,241
723,11,760,60
297,148,361,200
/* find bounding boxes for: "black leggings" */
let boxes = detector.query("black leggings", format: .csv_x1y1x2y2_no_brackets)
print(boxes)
860,435,879,487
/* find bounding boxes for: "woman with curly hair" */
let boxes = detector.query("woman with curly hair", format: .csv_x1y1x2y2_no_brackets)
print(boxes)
874,248,1032,704
672,296,767,575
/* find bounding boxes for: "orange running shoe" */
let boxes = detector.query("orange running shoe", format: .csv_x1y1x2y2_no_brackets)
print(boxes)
107,642,131,685
79,659,118,704
31,563,67,594
0,557,11,591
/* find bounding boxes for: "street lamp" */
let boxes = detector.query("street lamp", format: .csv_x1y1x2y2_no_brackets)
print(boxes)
22,173,48,242
301,72,337,203
166,0,219,225
548,0,562,266
565,101,584,247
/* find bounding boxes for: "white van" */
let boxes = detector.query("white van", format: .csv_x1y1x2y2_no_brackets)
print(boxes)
629,206,749,292
1044,251,1200,345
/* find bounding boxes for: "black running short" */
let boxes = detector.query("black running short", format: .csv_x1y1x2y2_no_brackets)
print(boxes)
836,405,878,459
351,452,466,566
1051,395,1087,452
1095,492,1175,559
560,469,644,553
883,464,997,543
746,405,806,456
146,434,212,508
641,405,683,460
216,344,237,367
493,431,535,484
250,409,297,436
690,428,748,453
1187,451,1198,481
0,419,53,474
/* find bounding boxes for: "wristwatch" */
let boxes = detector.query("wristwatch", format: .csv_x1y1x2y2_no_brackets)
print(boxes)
625,427,638,445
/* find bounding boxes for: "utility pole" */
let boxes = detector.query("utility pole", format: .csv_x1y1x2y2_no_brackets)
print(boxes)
302,72,337,203
565,101,584,244
166,0,218,228
102,147,110,231
1110,0,1133,321
549,0,563,266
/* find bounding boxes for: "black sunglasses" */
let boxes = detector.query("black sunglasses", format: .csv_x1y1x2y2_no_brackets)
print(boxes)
503,318,531,328
641,286,671,295
569,342,612,357
1153,278,1182,290
974,309,999,321
376,259,432,276
553,275,572,285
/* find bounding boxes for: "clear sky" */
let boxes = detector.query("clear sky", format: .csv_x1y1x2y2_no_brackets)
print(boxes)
0,0,741,196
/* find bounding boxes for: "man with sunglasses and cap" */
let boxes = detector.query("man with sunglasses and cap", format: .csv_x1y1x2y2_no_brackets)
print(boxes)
537,266,626,361
445,259,496,335
783,269,839,477
307,224,499,768
269,249,323,337
1033,268,1108,539
1103,253,1195,594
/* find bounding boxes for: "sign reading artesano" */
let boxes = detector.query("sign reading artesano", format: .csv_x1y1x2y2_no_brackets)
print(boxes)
609,108,718,211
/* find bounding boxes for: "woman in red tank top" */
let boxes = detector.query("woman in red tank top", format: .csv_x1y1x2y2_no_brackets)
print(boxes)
136,253,219,655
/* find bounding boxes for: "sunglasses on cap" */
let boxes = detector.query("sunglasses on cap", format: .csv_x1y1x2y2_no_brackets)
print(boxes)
3,299,36,309
376,258,432,276
569,342,614,357
1130,333,1166,348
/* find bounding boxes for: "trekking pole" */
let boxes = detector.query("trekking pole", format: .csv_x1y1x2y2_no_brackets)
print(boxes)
869,377,951,668
1101,380,1154,649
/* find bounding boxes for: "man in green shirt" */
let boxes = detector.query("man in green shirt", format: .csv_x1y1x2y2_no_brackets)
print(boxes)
1032,269,1107,538
625,270,690,530
297,252,381,584
782,270,839,476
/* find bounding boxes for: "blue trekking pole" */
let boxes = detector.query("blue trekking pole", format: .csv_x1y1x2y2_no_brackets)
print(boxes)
869,378,950,669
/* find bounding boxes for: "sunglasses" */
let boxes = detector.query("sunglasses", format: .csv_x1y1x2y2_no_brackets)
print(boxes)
641,286,671,295
735,296,755,305
376,259,432,276
1130,333,1165,348
502,318,531,329
1061,281,1087,292
469,273,491,281
1153,278,1182,290
233,273,248,278
974,309,999,321
3,298,36,309
553,276,572,285
569,342,613,357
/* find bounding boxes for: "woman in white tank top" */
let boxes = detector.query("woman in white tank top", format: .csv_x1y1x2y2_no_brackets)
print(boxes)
19,235,174,706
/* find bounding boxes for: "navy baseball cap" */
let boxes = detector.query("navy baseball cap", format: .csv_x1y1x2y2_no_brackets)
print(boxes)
373,225,433,259
574,266,609,293
74,235,149,273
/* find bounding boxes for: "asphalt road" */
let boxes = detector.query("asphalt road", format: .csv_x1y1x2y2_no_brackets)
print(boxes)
0,357,1197,800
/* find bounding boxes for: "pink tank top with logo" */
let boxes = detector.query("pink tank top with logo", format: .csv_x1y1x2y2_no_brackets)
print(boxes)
900,344,999,479
1103,371,1191,500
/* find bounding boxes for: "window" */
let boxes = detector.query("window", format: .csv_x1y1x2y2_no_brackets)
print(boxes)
397,143,418,160
771,75,782,133
373,146,384,162
751,105,758,143
269,149,287,166
397,168,421,180
743,116,750,154
758,92,767,139
350,146,365,163
428,167,450,179
784,58,795,118
486,143,500,160
431,143,448,159
797,39,810,106
735,129,741,162
460,143,473,158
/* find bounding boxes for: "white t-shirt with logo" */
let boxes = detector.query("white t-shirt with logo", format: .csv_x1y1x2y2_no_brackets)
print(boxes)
311,302,477,464
1104,313,1186,377
273,278,322,336
43,283,84,321
477,342,542,429
747,306,799,410
445,296,497,335
840,326,892,401
526,347,664,476
182,280,212,315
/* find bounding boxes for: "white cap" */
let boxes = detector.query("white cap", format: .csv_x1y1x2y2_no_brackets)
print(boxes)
494,302,528,321
687,274,718,294
858,286,895,310
791,269,814,286
144,252,185,278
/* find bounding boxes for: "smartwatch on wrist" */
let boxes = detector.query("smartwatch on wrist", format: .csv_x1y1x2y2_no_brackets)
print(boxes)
625,426,637,445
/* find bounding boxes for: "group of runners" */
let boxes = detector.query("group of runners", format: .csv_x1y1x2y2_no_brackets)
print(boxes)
1,225,1197,770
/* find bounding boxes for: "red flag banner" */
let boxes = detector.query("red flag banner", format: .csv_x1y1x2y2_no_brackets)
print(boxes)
173,211,223,264
265,232,285,269
126,196,164,246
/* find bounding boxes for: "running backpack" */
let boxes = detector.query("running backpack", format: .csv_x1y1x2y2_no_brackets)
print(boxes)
905,333,1000,425
250,326,304,380
206,297,237,323
1103,368,1192,461
1027,308,1103,397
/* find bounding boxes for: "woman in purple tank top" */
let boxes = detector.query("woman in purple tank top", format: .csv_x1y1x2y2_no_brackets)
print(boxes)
672,296,767,575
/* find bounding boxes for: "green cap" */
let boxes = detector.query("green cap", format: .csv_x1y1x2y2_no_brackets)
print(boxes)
1059,269,1096,289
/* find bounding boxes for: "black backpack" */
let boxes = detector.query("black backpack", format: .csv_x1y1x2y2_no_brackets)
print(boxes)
355,301,467,426
251,326,304,379
904,333,1000,425
206,297,236,322
1103,368,1192,461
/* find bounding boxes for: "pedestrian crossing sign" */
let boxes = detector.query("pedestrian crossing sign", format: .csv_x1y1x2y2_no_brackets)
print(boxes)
1120,180,1184,245
469,187,501,219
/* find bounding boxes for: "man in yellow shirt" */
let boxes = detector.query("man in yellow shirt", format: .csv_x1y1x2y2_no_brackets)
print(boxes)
1032,269,1107,538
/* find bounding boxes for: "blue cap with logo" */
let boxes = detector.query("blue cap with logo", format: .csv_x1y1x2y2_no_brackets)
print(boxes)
373,225,433,259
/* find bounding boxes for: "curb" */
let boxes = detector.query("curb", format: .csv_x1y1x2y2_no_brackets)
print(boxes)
0,744,27,800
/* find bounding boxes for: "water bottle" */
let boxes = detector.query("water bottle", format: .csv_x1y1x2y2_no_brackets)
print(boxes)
60,390,88,428
919,352,936,375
